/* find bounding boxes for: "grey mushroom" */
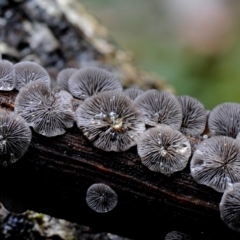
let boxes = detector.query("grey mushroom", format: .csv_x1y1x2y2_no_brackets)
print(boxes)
0,59,15,91
57,68,78,92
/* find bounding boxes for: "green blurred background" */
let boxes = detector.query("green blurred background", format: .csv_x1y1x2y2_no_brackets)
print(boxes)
81,0,240,109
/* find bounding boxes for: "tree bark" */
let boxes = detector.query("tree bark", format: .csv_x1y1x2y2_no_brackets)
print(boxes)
0,1,240,239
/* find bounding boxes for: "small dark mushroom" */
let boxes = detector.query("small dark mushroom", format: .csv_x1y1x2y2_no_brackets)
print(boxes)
208,102,240,138
134,89,182,130
220,182,240,232
178,95,207,136
191,136,240,192
124,87,144,100
137,125,191,176
15,80,75,137
0,59,15,91
68,67,122,100
165,231,191,240
57,68,78,92
0,110,31,167
86,183,118,213
76,91,145,151
14,61,51,90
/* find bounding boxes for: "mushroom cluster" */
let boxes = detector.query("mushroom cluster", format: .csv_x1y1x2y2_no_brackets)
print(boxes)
2,58,240,232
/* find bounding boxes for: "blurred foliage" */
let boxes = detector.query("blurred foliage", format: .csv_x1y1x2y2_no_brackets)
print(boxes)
80,0,240,109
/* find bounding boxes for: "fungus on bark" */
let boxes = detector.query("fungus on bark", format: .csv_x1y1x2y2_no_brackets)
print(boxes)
134,89,182,130
0,109,31,167
1,194,28,214
0,59,15,91
86,183,118,213
177,95,207,136
15,80,75,137
137,125,191,176
124,87,144,100
68,67,122,100
191,136,240,192
165,231,191,240
57,68,78,92
14,61,51,90
220,182,240,232
208,103,240,138
75,90,145,152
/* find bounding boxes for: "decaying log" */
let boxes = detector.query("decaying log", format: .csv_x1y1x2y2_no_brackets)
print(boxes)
1,0,240,239
0,91,240,240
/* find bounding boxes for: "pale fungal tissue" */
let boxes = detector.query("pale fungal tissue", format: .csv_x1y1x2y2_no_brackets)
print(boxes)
15,80,75,137
86,183,118,213
191,136,240,192
14,61,51,91
68,67,123,100
137,125,191,176
134,89,182,129
177,95,207,136
0,59,15,91
0,109,32,167
165,231,191,240
57,68,78,92
123,87,144,100
75,90,145,152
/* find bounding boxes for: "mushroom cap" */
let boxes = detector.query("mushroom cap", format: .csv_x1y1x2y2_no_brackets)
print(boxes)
124,87,144,100
1,194,28,214
14,61,51,91
208,102,240,138
191,136,240,192
178,95,207,136
76,90,145,152
15,80,75,137
0,60,15,91
56,68,78,92
165,231,191,240
68,67,122,100
134,89,182,130
86,183,118,213
220,182,240,232
137,125,191,176
0,110,31,167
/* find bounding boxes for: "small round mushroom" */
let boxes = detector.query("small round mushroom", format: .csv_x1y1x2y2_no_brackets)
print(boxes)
165,231,191,240
15,80,75,137
134,89,182,130
137,125,191,176
1,194,28,214
208,102,240,138
0,110,31,167
76,90,145,152
86,183,118,213
56,68,78,92
178,95,207,136
0,59,15,91
191,136,240,192
68,67,122,100
220,182,240,232
124,87,144,100
14,61,51,90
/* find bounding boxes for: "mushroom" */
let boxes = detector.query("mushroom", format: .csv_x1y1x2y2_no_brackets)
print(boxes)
191,136,240,192
0,59,15,91
137,125,191,176
208,102,240,138
165,231,191,240
75,90,145,152
124,87,144,100
14,61,51,91
220,182,240,232
57,68,78,92
0,109,31,167
15,80,75,137
177,95,207,136
86,183,118,213
68,67,122,100
134,89,182,130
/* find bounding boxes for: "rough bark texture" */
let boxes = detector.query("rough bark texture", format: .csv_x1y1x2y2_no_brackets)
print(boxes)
0,1,240,240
